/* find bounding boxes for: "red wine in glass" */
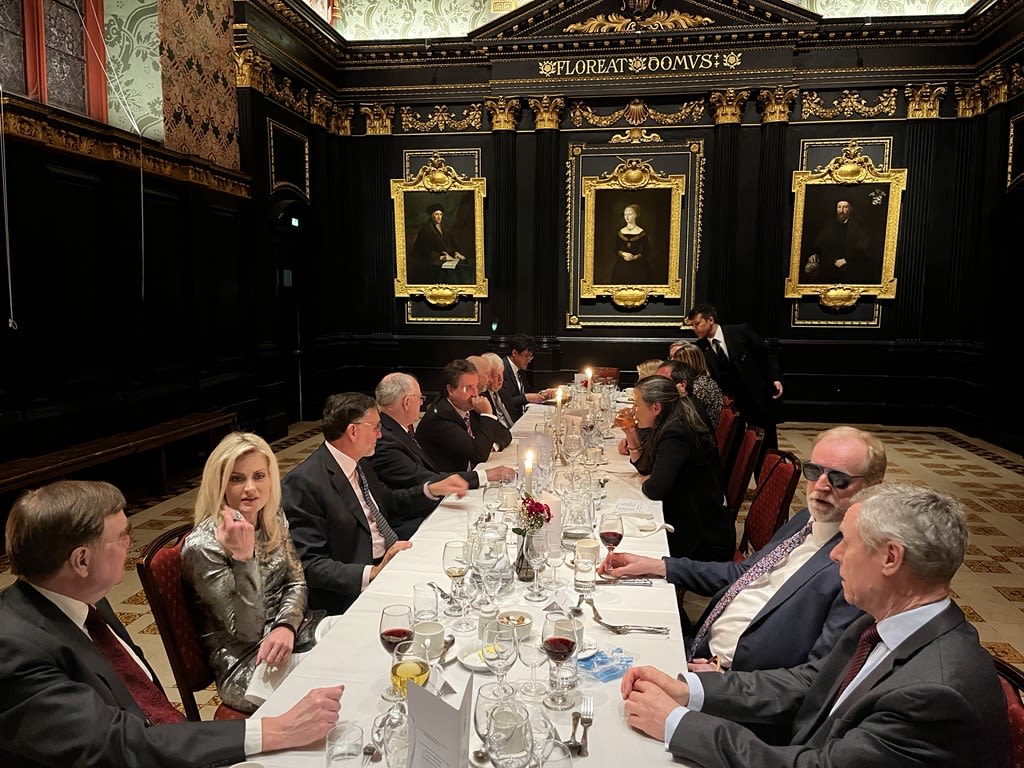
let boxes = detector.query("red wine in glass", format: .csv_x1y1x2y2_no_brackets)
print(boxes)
380,627,414,653
599,530,623,550
543,635,577,663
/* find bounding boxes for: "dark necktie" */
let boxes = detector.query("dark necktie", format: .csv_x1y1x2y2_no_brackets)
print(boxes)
712,338,729,367
517,369,527,394
407,425,421,448
689,521,813,658
463,414,474,438
355,465,399,549
85,605,185,724
834,622,882,700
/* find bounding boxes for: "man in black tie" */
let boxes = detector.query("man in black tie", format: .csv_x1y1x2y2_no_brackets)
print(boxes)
686,303,783,466
0,479,346,766
368,372,516,537
619,482,1009,768
497,334,553,423
417,359,514,474
283,392,468,615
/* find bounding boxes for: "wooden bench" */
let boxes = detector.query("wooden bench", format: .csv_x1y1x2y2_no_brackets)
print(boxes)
0,410,237,497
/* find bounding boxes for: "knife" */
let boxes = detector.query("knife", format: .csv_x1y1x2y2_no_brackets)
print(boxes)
594,578,653,586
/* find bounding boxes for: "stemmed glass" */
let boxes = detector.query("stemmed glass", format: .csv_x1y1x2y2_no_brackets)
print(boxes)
472,528,504,611
541,610,578,711
379,605,414,701
523,529,550,603
473,682,506,765
562,434,585,466
442,540,475,633
516,632,549,699
480,620,518,697
482,483,503,526
486,703,533,768
597,512,623,558
389,639,430,700
546,534,568,589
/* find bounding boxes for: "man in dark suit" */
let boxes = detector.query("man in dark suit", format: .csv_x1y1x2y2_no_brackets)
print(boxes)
0,479,344,767
417,359,514,474
481,352,516,428
601,426,886,672
283,392,468,615
687,303,783,465
368,372,516,537
497,334,553,423
620,482,1009,767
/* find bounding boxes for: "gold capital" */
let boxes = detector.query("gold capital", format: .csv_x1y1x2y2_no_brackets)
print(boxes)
361,103,394,135
710,89,749,125
904,83,946,120
484,96,521,131
757,87,797,124
527,95,565,130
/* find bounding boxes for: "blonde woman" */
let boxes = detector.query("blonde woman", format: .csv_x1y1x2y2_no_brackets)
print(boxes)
636,358,664,379
181,432,327,713
670,341,724,431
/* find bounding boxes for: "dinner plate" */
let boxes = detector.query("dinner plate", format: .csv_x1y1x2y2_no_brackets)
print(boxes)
457,645,492,672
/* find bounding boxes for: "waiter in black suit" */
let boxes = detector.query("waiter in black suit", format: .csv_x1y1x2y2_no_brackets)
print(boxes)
368,372,516,537
686,303,783,462
417,359,514,474
283,392,468,615
497,334,553,423
0,479,344,767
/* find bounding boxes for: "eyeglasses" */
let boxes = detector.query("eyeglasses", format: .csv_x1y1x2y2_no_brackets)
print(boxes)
353,420,383,434
802,462,865,490
407,394,427,404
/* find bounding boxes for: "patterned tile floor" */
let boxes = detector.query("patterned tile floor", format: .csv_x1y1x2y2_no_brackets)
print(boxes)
2,421,1022,719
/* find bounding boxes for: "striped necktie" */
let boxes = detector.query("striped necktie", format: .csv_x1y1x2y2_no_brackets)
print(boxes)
834,622,882,700
689,520,813,658
355,465,398,549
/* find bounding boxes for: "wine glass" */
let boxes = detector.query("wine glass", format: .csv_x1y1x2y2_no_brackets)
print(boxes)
471,529,504,611
473,682,506,764
485,703,533,768
379,700,415,768
523,529,550,603
379,605,414,701
480,620,518,697
390,639,430,699
541,610,578,711
442,540,475,633
516,632,549,699
562,434,585,466
543,740,575,767
546,534,568,589
482,483,503,525
597,512,623,557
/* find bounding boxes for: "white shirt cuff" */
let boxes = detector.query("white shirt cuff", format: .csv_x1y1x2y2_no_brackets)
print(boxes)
476,469,488,486
683,670,705,710
423,481,439,500
244,719,263,756
361,565,372,591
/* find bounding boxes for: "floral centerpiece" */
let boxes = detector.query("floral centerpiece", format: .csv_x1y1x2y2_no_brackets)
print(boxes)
511,494,551,536
512,494,551,581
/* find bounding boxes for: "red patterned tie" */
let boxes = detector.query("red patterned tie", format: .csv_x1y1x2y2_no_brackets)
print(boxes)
85,605,185,724
834,621,882,700
463,414,474,438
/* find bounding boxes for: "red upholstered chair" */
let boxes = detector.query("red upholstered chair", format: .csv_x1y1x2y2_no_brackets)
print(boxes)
716,404,741,477
733,450,801,562
725,427,764,520
136,523,249,721
994,655,1024,768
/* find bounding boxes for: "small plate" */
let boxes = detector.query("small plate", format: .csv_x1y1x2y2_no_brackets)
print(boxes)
457,646,491,672
577,639,598,659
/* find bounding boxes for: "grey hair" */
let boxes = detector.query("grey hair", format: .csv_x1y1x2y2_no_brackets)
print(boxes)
853,482,967,583
375,372,417,407
814,426,887,484
482,352,503,371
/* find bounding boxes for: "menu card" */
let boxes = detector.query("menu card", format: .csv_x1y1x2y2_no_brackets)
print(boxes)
407,673,474,768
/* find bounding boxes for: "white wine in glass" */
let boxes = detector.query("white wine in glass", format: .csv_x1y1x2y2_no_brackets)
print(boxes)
390,640,430,699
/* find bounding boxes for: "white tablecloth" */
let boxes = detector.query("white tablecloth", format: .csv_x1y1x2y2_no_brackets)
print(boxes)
253,405,687,767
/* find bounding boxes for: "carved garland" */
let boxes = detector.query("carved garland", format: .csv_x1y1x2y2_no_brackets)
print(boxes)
801,89,899,120
400,104,483,133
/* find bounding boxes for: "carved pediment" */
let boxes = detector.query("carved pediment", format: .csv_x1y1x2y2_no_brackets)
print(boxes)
470,0,821,42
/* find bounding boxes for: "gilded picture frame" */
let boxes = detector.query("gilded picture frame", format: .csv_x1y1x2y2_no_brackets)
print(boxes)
785,140,906,307
580,158,685,308
392,151,488,307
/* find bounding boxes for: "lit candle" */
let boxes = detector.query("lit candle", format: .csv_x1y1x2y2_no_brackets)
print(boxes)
556,386,563,421
585,367,593,390
524,450,534,496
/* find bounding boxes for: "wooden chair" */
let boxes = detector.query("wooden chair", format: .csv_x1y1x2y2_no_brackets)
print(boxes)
725,427,764,520
715,404,742,477
589,367,620,386
136,523,249,721
993,655,1024,768
733,450,801,561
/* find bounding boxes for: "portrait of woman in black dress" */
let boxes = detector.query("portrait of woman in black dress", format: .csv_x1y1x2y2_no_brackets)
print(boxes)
610,202,656,284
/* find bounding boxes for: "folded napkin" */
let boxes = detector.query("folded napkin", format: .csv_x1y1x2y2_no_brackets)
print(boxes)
623,517,657,534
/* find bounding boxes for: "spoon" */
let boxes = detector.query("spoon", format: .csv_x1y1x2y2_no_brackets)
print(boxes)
633,522,675,538
361,743,380,767
428,581,453,602
437,633,456,666
569,593,585,617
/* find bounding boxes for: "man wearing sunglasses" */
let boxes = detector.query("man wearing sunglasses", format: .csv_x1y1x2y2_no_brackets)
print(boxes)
600,426,886,675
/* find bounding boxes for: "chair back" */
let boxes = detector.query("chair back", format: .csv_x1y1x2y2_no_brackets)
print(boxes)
725,427,764,519
993,655,1024,768
716,404,741,475
590,367,620,386
734,450,801,560
136,523,247,721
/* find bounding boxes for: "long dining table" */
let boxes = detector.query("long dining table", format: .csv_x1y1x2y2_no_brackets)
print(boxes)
253,403,690,767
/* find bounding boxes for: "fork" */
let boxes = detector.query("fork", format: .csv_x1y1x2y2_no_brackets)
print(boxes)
591,615,670,635
578,696,594,758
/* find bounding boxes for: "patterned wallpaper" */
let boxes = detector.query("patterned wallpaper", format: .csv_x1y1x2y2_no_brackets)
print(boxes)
104,0,163,141
157,0,240,170
325,0,976,40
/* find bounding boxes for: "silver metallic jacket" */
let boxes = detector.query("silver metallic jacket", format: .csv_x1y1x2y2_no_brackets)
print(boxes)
181,511,308,713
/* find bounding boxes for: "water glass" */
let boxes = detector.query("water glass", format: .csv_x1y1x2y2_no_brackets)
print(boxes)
486,703,533,768
573,555,596,597
325,722,363,766
413,583,438,623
